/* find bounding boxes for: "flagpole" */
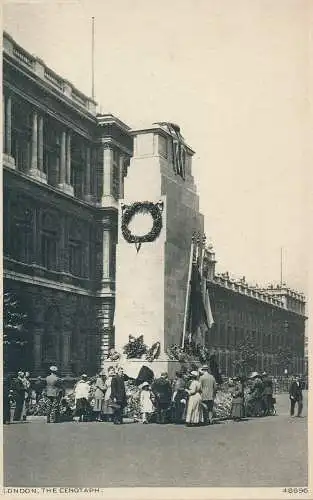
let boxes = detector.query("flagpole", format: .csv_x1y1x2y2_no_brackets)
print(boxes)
199,234,206,278
280,247,283,286
181,238,194,348
91,17,95,100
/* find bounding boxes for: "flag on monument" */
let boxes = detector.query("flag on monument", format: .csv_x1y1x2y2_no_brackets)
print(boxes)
189,263,214,345
190,265,208,330
202,279,214,329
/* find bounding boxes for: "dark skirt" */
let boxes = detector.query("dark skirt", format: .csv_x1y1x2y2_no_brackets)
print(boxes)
231,398,245,419
172,390,186,423
76,398,90,414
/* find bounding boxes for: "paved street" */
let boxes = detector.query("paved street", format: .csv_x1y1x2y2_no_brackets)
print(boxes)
4,393,307,488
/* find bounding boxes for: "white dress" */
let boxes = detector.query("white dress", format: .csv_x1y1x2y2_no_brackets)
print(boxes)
140,390,154,414
102,376,114,415
185,380,204,424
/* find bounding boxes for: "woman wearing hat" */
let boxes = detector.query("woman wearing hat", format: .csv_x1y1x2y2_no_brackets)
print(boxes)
102,366,116,422
185,371,204,426
93,371,106,422
230,376,245,422
247,372,264,417
171,371,187,424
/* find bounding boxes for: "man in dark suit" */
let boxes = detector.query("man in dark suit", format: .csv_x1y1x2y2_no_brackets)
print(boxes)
111,368,127,425
151,372,172,424
12,371,26,421
289,375,304,417
262,372,274,416
45,366,63,423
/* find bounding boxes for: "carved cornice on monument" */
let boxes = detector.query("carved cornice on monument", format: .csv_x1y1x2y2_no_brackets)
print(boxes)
131,123,195,156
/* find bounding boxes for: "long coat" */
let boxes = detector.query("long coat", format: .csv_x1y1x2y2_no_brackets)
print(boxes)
111,374,127,408
262,377,273,396
289,381,303,402
94,376,106,400
199,372,216,401
231,381,245,419
185,380,204,424
151,378,172,409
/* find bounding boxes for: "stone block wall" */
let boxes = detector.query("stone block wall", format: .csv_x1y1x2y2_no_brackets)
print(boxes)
4,278,99,376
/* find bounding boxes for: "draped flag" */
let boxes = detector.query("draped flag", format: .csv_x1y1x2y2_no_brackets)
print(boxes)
189,263,214,345
202,279,214,330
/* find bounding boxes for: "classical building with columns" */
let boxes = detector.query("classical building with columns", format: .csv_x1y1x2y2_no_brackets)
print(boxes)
203,246,307,377
3,32,132,375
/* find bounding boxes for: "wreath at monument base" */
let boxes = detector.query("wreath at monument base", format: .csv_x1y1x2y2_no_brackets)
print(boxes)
121,201,163,250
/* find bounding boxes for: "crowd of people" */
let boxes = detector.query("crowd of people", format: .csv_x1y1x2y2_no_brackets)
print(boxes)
3,365,305,425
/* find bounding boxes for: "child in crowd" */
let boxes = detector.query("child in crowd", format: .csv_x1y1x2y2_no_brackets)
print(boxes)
140,382,155,424
8,390,16,424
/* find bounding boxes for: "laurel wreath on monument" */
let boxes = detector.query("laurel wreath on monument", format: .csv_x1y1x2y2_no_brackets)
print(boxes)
121,201,164,252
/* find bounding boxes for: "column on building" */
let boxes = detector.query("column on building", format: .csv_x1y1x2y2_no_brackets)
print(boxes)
96,300,114,370
38,115,44,172
33,327,44,372
66,130,71,184
59,213,69,274
95,216,116,368
28,110,47,183
118,153,125,200
84,144,95,202
100,145,117,207
62,332,72,375
3,94,15,169
32,205,40,266
57,129,74,196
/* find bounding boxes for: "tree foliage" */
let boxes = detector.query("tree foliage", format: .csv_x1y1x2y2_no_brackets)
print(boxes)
233,333,260,377
275,345,293,373
3,292,27,346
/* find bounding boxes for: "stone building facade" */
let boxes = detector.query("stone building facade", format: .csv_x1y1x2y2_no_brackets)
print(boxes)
203,246,306,376
3,32,132,375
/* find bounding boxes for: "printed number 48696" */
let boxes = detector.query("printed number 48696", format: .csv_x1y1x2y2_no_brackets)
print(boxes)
283,488,309,494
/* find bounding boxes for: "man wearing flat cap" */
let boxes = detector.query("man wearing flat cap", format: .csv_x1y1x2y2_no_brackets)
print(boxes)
45,366,63,423
199,365,217,425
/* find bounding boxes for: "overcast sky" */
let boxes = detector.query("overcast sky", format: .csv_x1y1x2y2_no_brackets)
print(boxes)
3,0,310,294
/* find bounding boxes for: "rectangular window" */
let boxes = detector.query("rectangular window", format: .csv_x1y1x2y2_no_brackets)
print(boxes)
41,232,57,270
71,164,83,199
11,221,32,263
69,240,83,276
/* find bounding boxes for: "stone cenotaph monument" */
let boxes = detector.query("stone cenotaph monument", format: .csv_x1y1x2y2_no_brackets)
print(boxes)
114,123,204,376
